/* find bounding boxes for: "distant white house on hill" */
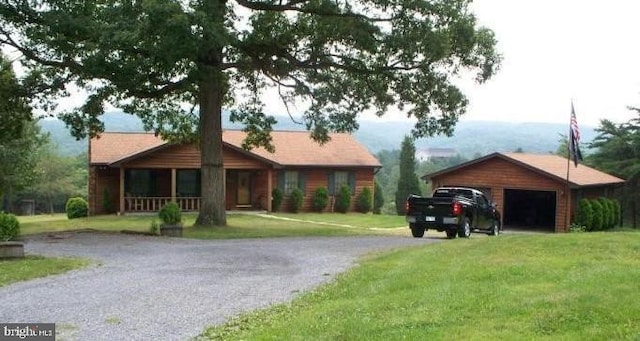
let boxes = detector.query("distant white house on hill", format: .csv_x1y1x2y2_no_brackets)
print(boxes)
416,147,457,161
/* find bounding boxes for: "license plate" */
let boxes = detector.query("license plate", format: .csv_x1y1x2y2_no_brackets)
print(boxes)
425,216,436,222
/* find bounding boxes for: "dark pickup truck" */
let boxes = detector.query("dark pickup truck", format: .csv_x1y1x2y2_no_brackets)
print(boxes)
405,187,501,238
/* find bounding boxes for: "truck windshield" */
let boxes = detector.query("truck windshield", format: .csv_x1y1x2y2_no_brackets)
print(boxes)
433,188,474,200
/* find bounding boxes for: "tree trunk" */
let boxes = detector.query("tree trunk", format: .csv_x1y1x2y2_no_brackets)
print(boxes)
6,185,13,213
48,195,54,215
195,66,226,226
194,0,227,227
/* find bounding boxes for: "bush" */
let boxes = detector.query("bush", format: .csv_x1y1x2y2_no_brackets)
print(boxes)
373,181,384,215
597,197,612,230
612,199,621,227
590,199,604,231
334,185,351,213
575,199,593,231
159,202,182,225
569,223,586,233
66,197,88,219
272,188,283,212
290,188,304,213
356,187,373,213
0,212,20,241
312,187,329,213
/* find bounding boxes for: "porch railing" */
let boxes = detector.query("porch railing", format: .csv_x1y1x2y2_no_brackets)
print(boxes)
124,197,201,212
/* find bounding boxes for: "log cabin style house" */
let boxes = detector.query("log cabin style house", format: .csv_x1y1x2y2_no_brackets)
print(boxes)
89,130,381,215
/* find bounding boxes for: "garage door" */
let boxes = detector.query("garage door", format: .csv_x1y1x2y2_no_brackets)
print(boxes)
503,189,556,231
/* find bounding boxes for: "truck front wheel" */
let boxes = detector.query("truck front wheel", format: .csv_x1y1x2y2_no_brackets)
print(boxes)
410,223,425,238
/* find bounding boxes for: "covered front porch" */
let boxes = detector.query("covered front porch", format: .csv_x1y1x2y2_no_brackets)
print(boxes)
116,168,273,214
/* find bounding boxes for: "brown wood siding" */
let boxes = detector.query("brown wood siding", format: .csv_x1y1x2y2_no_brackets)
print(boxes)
273,168,375,212
430,158,568,232
124,144,267,169
91,167,119,215
252,170,270,210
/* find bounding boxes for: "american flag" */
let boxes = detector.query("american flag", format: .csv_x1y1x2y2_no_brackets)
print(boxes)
569,102,583,167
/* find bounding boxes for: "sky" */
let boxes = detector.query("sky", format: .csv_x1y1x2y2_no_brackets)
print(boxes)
460,0,640,126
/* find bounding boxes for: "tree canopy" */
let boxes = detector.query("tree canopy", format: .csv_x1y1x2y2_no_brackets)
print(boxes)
588,109,640,227
0,0,500,226
0,54,32,143
0,53,42,209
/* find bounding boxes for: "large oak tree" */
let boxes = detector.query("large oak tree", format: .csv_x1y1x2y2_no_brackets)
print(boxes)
0,0,500,226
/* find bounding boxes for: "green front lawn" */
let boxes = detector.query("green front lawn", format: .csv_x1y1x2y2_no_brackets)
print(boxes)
18,213,407,238
0,256,90,287
268,212,406,229
18,214,193,235
200,231,640,340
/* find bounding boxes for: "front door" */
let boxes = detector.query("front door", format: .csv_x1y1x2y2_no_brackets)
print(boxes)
236,171,251,206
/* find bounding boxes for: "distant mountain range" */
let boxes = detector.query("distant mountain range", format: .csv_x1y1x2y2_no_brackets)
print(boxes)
40,111,597,157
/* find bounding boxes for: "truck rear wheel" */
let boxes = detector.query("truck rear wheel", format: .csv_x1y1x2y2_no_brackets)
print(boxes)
489,219,500,236
458,218,471,238
410,223,425,238
446,229,457,239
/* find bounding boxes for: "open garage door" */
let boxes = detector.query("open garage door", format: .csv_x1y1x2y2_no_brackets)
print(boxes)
503,189,556,231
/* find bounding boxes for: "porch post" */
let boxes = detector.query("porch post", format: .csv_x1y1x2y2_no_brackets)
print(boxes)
267,168,273,212
171,168,177,202
119,167,125,214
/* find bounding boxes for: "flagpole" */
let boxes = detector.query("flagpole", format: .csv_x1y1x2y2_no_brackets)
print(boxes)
566,105,571,232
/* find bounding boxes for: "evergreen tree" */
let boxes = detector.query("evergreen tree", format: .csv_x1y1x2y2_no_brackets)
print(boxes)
395,136,422,215
589,113,640,227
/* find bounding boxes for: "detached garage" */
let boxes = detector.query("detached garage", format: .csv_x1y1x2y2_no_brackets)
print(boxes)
422,152,625,232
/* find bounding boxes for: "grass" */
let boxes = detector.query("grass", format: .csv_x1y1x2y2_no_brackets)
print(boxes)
18,214,190,235
18,213,406,239
0,256,89,287
199,231,640,340
268,212,406,229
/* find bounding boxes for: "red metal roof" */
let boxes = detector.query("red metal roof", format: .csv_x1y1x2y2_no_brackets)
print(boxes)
90,130,381,167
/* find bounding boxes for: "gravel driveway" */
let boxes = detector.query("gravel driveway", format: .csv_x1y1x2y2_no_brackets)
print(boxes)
0,232,436,340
